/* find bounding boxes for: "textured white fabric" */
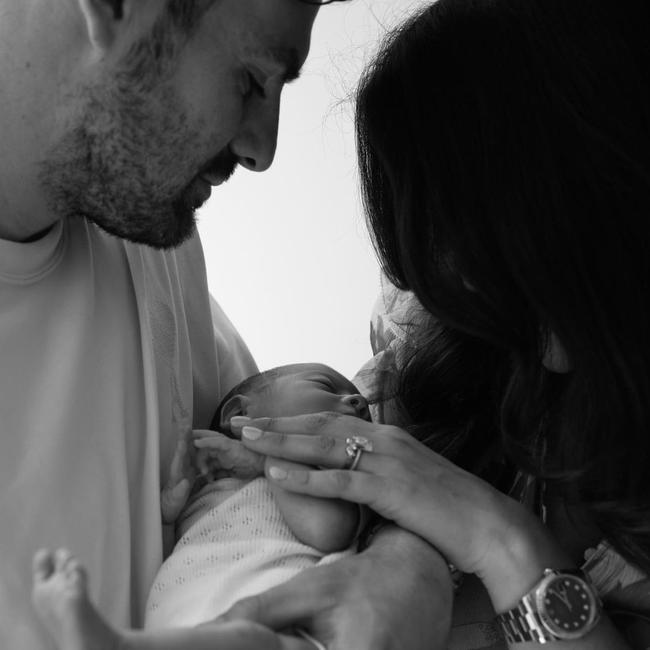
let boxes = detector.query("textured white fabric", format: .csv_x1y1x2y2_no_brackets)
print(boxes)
0,217,257,649
145,477,349,629
353,272,426,424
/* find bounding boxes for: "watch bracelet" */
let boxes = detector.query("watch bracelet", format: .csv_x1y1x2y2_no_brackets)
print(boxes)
498,598,553,644
495,569,601,644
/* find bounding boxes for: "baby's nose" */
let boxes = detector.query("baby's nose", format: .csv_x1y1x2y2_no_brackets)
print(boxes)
341,394,370,420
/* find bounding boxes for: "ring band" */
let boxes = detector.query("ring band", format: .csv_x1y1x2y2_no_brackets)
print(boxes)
297,628,327,650
348,448,363,471
344,435,374,471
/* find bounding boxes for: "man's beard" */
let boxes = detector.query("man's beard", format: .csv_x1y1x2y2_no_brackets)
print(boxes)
38,80,237,250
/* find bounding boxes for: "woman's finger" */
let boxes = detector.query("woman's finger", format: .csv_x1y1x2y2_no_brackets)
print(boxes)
193,437,235,450
237,418,408,470
230,412,371,440
193,429,232,441
241,427,351,468
264,459,393,513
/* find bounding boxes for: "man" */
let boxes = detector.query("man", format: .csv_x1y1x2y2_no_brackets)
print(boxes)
0,1,450,648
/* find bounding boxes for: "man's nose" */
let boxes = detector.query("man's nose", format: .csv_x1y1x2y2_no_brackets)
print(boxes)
230,94,280,172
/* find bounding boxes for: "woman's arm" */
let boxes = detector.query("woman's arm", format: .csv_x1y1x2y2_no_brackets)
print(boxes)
232,413,637,649
477,514,635,649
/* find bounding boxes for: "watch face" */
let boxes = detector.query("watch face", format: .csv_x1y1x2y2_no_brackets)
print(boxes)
536,573,601,640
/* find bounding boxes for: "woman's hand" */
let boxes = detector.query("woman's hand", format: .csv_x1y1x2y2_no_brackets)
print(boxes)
219,525,454,650
230,413,565,611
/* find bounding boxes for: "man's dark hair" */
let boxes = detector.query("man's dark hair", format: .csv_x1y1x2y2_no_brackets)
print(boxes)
115,0,218,86
164,0,351,31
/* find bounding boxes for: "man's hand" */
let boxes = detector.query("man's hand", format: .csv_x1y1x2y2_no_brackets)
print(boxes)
219,525,454,650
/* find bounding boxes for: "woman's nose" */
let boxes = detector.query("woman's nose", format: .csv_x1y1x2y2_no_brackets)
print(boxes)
341,394,370,420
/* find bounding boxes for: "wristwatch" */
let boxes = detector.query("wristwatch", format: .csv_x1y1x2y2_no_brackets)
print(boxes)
496,569,602,644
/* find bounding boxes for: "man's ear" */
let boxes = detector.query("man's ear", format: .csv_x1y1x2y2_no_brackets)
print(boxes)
77,0,127,53
218,395,251,431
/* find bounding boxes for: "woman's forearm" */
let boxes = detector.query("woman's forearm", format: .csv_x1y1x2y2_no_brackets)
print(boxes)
482,515,633,649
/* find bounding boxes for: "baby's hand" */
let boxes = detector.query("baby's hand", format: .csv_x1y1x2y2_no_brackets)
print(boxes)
193,430,265,480
161,439,194,525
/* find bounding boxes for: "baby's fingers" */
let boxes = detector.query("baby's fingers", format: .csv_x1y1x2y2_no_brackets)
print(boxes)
193,434,265,479
194,438,233,450
193,428,228,438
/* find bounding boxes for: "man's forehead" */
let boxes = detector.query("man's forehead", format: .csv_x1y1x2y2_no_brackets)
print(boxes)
240,36,305,83
227,0,315,80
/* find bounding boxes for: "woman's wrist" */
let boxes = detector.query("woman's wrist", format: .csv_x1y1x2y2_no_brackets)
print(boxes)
479,508,573,613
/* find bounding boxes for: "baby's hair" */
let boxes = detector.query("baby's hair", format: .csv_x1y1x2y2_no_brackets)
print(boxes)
210,363,364,431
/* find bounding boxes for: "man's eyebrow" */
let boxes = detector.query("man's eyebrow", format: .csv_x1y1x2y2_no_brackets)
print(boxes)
268,46,303,83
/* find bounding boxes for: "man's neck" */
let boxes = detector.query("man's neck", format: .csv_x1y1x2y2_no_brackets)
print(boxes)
0,218,58,243
21,224,57,243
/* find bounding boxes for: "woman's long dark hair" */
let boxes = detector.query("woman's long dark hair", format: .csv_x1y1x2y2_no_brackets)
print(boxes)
356,0,650,571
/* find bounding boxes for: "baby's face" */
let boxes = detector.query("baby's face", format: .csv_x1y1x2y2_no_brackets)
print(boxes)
246,363,370,421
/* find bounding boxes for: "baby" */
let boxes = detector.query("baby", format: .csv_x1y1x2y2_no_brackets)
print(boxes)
31,363,370,650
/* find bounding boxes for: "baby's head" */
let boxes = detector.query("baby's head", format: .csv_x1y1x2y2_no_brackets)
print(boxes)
212,363,370,432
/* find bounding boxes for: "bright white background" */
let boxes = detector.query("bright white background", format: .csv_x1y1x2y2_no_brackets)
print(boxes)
197,0,428,379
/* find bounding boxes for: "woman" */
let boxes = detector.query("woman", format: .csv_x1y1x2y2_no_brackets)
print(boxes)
230,0,650,647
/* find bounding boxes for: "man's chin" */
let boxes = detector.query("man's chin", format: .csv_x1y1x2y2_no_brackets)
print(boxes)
84,204,198,250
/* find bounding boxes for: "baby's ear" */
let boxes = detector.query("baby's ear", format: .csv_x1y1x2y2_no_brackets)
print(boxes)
218,394,250,431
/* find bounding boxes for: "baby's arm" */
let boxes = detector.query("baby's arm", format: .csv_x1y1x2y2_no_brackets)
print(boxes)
193,431,364,552
268,460,363,553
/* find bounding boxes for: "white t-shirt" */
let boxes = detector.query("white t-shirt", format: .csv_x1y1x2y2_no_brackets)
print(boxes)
0,217,256,649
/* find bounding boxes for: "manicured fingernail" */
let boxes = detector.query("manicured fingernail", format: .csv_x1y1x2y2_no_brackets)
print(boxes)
242,426,263,440
268,466,288,480
230,416,251,427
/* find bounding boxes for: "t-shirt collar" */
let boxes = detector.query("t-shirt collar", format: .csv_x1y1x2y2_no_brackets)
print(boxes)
0,219,66,284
